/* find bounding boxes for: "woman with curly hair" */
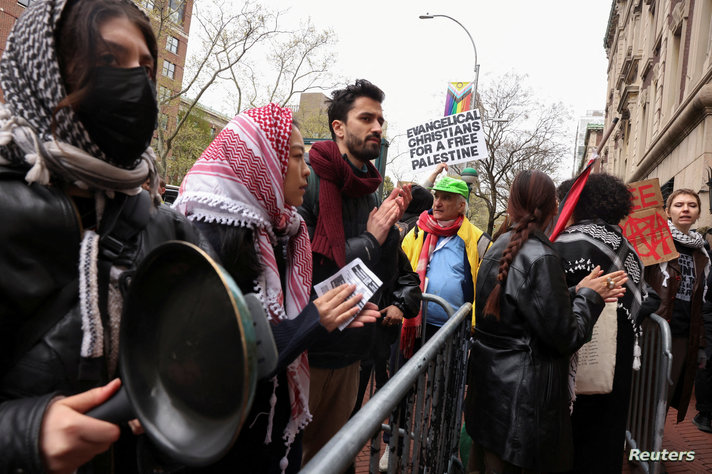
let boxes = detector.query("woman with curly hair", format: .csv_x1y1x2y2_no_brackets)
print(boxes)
553,173,644,473
465,170,627,473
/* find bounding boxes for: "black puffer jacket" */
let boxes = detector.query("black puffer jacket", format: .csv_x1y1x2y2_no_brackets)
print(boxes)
0,166,200,473
298,166,421,369
465,230,604,472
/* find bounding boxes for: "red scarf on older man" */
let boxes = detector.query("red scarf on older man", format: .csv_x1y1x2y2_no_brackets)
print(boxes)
308,140,382,267
401,211,464,358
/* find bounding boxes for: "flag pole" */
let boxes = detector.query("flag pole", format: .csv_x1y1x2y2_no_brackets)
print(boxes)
592,117,619,163
549,117,620,241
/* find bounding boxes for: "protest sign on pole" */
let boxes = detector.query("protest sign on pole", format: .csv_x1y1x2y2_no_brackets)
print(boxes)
406,109,488,172
444,82,473,116
620,178,679,266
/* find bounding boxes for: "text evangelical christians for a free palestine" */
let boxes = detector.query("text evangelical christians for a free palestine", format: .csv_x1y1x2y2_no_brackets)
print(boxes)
407,110,484,171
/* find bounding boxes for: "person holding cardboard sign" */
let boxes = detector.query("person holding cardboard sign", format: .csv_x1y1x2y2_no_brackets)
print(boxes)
554,173,644,473
640,189,710,424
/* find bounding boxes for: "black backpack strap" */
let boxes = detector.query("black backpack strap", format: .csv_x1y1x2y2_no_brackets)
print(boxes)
4,278,79,375
4,193,153,377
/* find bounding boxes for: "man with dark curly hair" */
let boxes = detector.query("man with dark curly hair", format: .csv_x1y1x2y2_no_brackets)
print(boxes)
553,173,645,473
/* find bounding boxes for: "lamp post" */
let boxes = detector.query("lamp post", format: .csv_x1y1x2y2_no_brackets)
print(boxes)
419,13,479,110
707,167,712,214
460,167,479,197
460,167,479,220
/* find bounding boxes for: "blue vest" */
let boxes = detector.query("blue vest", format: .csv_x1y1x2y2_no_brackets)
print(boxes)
423,235,473,326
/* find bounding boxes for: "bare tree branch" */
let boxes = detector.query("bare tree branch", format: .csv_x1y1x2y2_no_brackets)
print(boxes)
150,0,341,176
472,73,572,234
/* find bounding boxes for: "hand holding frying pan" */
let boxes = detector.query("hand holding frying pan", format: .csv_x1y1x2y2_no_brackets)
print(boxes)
87,241,277,466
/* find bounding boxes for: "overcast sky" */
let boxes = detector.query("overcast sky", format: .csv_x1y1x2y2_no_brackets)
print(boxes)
195,0,614,182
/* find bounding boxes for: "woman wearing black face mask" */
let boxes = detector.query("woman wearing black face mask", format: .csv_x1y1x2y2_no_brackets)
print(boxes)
0,1,200,473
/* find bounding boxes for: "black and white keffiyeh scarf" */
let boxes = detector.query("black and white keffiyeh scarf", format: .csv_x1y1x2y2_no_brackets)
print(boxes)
555,219,645,408
0,0,158,376
668,219,705,249
660,219,711,292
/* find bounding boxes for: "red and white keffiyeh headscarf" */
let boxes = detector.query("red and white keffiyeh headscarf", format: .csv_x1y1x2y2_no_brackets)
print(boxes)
173,104,312,448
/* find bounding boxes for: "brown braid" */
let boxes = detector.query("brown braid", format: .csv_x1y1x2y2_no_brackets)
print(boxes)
482,171,556,320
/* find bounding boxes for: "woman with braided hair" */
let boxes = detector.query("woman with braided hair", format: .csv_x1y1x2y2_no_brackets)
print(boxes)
464,170,627,473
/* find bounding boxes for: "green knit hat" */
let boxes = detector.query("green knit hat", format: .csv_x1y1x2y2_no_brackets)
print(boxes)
431,176,469,199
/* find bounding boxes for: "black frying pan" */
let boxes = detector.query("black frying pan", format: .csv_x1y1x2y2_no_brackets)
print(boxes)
88,241,277,466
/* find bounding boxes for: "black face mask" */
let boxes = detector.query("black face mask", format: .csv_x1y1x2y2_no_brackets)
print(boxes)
78,66,158,169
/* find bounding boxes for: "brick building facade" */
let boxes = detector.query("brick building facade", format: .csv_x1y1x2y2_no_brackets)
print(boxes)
0,0,194,136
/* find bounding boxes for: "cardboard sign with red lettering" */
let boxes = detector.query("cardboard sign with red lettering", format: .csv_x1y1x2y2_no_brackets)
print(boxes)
629,178,664,211
620,178,678,266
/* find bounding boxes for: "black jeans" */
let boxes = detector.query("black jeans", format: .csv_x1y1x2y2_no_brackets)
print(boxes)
696,361,712,413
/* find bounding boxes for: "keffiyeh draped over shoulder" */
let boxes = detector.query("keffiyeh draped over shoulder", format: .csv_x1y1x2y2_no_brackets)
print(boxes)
173,103,313,448
555,219,645,407
0,0,159,379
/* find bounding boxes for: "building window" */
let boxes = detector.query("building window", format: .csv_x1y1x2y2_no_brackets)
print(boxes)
162,60,176,80
169,0,185,25
140,0,155,10
166,36,179,55
660,177,675,204
17,0,34,6
158,86,172,104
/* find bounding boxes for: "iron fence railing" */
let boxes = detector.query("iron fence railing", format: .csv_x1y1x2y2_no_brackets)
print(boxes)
625,313,673,474
300,294,472,474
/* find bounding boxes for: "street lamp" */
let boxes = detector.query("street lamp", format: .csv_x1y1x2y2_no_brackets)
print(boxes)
707,167,712,214
460,167,479,220
419,13,479,110
460,167,479,196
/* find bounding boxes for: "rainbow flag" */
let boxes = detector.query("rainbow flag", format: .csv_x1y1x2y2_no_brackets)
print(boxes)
444,82,473,116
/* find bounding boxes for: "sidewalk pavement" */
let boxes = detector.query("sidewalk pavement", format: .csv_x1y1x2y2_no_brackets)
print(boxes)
353,395,712,474
623,394,712,473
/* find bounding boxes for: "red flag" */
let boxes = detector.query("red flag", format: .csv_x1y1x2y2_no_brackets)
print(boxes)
549,154,598,241
549,117,618,241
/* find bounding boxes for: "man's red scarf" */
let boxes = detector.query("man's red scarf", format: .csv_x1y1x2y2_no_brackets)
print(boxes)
308,140,382,267
401,211,464,358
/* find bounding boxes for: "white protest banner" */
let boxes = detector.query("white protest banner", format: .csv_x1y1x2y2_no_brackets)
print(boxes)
406,109,488,172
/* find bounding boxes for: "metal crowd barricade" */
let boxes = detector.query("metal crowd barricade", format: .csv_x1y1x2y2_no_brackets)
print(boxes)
625,313,673,474
300,294,472,474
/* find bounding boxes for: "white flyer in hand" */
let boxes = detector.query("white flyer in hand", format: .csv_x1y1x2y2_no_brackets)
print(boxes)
313,257,383,331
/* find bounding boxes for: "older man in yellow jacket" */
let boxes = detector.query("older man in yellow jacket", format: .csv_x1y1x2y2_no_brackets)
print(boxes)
401,176,490,357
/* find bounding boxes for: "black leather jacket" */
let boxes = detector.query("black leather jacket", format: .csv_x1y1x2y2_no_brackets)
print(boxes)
465,230,604,472
0,166,200,473
298,165,421,369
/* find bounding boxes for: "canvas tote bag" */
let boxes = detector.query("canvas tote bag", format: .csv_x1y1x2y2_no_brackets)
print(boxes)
574,301,617,395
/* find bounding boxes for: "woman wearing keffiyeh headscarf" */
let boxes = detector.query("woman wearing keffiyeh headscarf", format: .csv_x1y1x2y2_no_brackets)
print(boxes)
0,1,200,472
173,103,379,474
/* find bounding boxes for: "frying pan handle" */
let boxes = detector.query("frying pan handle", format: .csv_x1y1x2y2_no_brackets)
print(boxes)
86,385,136,424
